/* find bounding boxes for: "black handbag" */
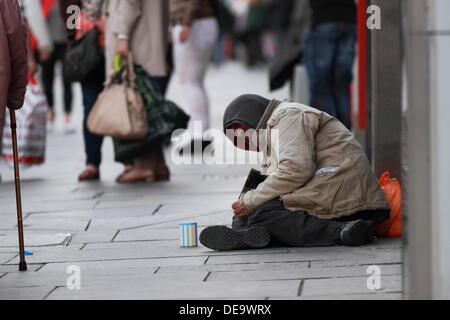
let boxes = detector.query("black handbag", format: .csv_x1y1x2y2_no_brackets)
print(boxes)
64,26,103,82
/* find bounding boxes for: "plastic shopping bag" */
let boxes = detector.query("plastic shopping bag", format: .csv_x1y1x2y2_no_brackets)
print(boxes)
374,172,402,237
2,77,48,168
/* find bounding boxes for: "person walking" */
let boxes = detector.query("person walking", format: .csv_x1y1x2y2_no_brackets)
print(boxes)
0,0,29,176
21,0,54,63
170,0,219,147
105,0,172,183
60,0,106,181
303,0,356,129
39,0,75,133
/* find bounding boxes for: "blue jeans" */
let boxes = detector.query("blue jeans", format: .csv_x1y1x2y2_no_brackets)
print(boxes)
304,23,356,129
82,83,104,167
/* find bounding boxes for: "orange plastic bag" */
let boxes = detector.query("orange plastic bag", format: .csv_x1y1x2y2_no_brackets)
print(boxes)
374,172,402,237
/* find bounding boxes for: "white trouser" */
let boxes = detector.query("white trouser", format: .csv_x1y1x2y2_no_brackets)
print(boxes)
173,17,219,140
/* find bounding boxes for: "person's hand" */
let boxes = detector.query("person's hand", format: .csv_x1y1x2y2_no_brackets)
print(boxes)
232,200,250,218
179,26,191,43
39,46,52,62
116,38,129,56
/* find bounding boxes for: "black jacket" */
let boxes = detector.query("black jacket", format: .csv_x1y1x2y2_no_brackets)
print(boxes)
310,0,356,27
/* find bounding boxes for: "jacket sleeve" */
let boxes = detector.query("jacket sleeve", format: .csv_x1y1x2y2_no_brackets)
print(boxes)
23,0,53,50
2,0,28,110
242,110,320,212
114,0,142,37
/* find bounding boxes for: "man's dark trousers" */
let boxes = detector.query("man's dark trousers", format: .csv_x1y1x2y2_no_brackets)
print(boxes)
232,199,389,247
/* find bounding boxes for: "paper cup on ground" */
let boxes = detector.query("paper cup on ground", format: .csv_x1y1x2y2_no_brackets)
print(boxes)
179,222,198,247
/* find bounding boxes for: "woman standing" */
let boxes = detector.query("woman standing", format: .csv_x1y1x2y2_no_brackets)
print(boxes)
60,0,106,181
39,0,75,133
105,0,172,183
170,0,219,146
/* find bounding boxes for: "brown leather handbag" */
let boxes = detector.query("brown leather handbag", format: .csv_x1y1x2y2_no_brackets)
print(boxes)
87,54,148,140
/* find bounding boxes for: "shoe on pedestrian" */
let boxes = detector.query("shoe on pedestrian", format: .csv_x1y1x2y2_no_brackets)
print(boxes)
47,121,54,133
155,166,170,181
78,166,100,181
335,220,375,246
115,165,134,182
63,122,77,135
200,225,270,251
116,168,156,183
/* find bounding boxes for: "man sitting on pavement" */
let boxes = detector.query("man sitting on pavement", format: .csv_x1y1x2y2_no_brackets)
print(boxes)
200,94,390,251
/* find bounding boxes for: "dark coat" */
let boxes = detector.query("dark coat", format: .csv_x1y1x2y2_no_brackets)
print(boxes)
0,0,28,127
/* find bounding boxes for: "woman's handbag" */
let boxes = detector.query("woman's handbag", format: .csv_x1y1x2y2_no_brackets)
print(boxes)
87,54,148,140
113,66,190,162
64,25,103,82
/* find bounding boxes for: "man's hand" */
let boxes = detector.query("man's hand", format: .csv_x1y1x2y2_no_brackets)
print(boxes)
179,26,191,43
232,200,250,218
116,38,129,56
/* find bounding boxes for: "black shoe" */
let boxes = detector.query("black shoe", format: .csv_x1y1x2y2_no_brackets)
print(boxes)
336,220,375,246
199,225,270,251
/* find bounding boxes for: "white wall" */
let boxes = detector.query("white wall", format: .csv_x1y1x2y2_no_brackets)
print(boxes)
429,0,450,300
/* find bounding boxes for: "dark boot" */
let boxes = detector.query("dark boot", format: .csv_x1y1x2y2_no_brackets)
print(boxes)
200,225,270,251
335,220,375,246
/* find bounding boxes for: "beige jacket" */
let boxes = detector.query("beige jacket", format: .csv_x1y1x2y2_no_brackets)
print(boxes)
241,101,390,220
105,0,169,77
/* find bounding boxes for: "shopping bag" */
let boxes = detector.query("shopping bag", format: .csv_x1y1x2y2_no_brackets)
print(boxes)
87,54,148,140
374,172,402,237
2,77,48,168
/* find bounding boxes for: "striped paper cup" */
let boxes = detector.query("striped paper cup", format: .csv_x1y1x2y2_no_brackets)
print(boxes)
179,222,198,247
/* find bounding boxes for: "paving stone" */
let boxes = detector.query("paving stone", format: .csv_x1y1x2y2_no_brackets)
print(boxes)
0,230,71,247
206,248,401,265
0,252,17,264
158,261,310,273
301,275,402,297
270,292,403,300
114,228,178,242
38,256,206,274
0,269,208,288
70,230,118,244
22,216,90,232
46,279,302,300
0,286,55,300
0,263,44,273
207,264,402,282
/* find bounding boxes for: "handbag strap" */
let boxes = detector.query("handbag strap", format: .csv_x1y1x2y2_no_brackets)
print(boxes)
126,54,137,88
105,54,136,87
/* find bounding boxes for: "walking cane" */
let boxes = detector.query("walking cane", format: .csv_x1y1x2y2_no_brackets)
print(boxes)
9,110,27,271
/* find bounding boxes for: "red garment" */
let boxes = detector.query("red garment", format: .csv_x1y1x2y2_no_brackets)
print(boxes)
75,13,105,47
40,0,57,19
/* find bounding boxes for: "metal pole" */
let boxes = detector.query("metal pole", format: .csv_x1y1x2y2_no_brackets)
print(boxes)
9,110,27,271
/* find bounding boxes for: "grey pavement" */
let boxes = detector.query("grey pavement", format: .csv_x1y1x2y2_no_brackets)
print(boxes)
0,62,402,300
